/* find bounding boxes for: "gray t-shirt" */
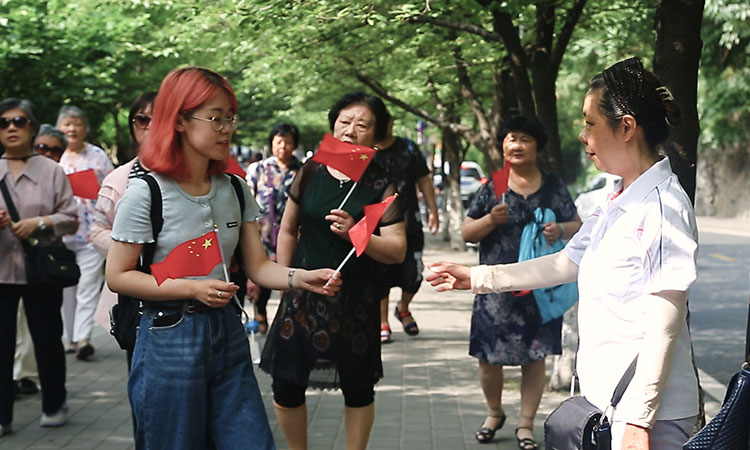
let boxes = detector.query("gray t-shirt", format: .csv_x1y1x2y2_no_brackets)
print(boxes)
111,173,260,281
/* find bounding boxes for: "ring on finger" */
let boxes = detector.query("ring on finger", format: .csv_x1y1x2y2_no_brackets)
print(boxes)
217,290,223,298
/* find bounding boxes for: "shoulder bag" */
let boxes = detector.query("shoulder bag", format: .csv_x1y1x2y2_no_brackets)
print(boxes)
545,356,638,450
683,293,750,450
0,179,80,288
517,177,578,323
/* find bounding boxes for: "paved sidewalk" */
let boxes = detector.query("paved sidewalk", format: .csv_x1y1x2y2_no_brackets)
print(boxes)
4,223,734,449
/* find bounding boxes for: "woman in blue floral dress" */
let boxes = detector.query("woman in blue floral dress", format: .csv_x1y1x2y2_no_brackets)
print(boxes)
461,116,581,447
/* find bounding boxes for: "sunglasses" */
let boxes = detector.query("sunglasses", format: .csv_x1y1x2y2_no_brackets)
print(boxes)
132,114,152,129
0,116,29,130
34,143,65,154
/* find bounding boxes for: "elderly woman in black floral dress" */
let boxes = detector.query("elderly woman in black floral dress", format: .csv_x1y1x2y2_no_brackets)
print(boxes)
260,92,406,450
460,116,582,448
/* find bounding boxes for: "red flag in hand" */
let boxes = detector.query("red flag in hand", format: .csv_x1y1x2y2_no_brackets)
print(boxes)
312,133,376,182
150,230,223,286
348,194,397,257
225,157,247,178
492,162,512,199
67,169,100,199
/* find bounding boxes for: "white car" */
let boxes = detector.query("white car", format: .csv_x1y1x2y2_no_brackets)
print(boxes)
574,173,621,219
433,161,488,208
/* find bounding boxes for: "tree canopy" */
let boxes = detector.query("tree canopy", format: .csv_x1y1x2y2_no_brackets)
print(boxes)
1,0,747,188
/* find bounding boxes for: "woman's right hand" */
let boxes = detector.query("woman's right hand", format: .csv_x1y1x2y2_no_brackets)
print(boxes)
426,262,472,291
191,279,240,308
488,203,509,225
0,210,10,230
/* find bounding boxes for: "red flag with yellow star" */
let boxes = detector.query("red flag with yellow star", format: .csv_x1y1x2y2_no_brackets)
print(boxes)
348,194,397,257
150,230,223,286
311,133,376,182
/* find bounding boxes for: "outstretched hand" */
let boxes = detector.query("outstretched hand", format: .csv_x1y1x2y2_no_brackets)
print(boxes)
426,262,472,291
300,268,342,296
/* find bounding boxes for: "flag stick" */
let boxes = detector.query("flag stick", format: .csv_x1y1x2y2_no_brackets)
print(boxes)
213,225,251,324
214,225,261,363
337,182,358,210
500,192,506,204
326,247,355,287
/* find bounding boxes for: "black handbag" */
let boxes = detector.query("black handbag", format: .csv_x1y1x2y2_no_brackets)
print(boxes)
0,179,80,288
683,296,750,450
545,356,638,450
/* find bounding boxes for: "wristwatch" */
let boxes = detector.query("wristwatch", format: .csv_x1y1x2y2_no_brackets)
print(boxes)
38,217,46,231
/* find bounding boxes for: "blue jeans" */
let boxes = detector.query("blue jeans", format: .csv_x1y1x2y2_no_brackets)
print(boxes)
128,304,274,450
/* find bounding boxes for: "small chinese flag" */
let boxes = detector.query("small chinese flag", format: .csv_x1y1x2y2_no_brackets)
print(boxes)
311,133,376,182
348,194,397,257
67,169,100,200
150,230,223,286
225,157,247,178
492,162,512,199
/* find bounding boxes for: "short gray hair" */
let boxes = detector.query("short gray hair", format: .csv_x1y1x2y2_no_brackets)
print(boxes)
56,105,89,133
36,124,69,149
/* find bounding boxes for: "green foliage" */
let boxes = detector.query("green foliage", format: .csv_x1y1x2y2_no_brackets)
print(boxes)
0,0,733,178
698,0,750,151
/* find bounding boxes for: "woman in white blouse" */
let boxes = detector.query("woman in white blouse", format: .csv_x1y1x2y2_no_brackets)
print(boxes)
427,57,699,450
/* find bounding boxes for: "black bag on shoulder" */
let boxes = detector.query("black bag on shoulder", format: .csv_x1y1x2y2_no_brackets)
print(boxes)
545,356,638,450
683,296,750,450
109,174,163,351
0,179,80,289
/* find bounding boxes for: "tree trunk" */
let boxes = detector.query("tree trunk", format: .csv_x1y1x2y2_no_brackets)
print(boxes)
548,304,578,391
653,0,705,204
442,129,466,251
532,70,566,181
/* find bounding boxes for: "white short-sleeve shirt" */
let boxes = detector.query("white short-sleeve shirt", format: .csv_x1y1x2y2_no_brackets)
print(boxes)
564,157,699,422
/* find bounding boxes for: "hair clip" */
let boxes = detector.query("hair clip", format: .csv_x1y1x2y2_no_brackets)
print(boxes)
656,86,675,103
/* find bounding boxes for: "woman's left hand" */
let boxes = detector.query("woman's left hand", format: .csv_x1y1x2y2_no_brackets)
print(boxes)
325,209,354,241
11,218,41,240
298,269,342,296
542,222,563,244
621,423,650,450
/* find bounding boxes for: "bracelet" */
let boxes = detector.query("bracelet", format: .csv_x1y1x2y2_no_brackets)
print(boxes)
559,222,566,239
287,269,296,290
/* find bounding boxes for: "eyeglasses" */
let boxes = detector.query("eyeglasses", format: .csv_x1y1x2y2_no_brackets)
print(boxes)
131,114,152,130
34,143,65,154
0,116,29,130
188,114,237,132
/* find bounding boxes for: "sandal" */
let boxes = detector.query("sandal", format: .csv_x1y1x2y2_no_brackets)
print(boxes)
475,413,506,443
394,306,419,336
380,325,392,344
515,427,539,450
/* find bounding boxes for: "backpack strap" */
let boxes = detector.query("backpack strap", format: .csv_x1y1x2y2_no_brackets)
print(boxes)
227,174,247,271
228,173,246,213
138,174,163,272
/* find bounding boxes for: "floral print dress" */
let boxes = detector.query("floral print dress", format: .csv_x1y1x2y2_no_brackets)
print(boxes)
466,172,577,366
260,160,402,390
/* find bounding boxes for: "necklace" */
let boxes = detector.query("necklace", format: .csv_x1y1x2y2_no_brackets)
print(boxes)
339,178,346,188
1,153,37,161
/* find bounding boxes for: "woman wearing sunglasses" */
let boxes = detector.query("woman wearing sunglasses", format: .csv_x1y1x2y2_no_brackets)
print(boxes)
33,125,68,162
91,92,156,371
91,92,156,256
0,98,78,435
57,106,114,361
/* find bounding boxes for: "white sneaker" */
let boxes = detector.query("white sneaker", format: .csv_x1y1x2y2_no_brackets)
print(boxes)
0,423,11,436
40,402,69,427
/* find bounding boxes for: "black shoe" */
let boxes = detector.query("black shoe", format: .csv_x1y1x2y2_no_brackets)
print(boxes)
475,413,506,443
76,343,95,361
17,378,39,395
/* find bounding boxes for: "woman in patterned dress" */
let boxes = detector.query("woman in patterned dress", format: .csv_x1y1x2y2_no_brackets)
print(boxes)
260,92,406,450
461,116,581,447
